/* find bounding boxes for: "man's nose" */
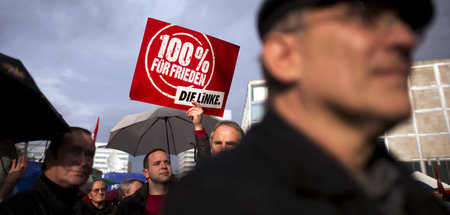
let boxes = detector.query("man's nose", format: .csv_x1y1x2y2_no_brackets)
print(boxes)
79,153,89,164
384,17,418,58
160,162,168,169
76,152,92,167
220,143,228,151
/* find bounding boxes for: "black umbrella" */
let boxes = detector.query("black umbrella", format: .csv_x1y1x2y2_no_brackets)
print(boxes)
0,53,70,142
107,107,219,156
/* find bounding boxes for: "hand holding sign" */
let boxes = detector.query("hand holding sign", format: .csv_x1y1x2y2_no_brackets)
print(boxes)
130,18,239,117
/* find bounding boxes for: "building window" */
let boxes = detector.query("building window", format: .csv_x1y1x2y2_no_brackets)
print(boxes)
252,85,267,102
251,103,264,122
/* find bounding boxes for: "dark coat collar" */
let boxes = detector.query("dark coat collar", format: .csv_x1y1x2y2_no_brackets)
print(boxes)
40,175,82,204
247,110,363,196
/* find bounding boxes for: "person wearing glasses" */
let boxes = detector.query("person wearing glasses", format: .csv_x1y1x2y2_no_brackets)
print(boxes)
88,179,112,215
0,127,96,215
163,0,448,214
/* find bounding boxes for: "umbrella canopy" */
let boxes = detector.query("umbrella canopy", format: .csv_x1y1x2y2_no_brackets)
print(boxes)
0,53,70,142
107,107,219,156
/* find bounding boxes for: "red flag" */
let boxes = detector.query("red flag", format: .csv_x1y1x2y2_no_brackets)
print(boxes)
92,117,100,143
435,167,445,193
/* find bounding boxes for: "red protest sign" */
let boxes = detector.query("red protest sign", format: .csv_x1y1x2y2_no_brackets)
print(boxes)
130,18,240,117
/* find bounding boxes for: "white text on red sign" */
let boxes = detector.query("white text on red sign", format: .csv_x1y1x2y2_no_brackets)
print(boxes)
150,35,210,87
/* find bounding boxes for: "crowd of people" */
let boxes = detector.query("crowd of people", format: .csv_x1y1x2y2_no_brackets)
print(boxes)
1,0,450,214
0,97,244,215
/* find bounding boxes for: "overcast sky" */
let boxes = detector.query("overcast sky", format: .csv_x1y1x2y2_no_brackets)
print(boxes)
1,0,449,172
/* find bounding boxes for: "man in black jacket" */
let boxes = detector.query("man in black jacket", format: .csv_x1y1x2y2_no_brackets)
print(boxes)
116,149,174,215
0,127,96,215
163,0,448,214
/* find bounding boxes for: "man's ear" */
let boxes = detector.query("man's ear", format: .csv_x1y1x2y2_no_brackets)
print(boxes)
262,33,303,84
142,169,149,180
44,150,55,169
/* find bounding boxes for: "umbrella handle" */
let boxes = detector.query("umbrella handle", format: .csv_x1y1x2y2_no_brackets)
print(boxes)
165,117,171,154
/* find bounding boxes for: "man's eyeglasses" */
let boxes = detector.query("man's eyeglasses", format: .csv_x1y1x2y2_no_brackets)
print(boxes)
91,188,106,193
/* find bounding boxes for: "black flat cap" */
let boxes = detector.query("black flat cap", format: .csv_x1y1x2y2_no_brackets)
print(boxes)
257,0,434,38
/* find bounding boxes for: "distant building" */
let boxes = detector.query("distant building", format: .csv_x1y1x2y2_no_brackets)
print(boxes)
177,150,196,177
241,80,267,132
16,141,48,161
93,142,129,175
241,59,450,184
177,110,232,176
386,59,450,182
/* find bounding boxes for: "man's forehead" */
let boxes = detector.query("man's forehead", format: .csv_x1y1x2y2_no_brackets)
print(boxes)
213,125,240,136
149,151,169,160
93,180,106,188
62,132,94,148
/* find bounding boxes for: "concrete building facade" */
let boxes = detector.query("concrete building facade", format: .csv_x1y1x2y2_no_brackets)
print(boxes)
16,141,48,161
241,80,268,132
386,59,450,182
93,142,129,174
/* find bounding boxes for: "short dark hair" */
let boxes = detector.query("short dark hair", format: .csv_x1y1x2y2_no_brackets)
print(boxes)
41,127,92,172
89,179,106,191
210,121,245,144
143,148,167,169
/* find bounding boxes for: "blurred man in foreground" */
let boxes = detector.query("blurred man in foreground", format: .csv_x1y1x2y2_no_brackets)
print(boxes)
0,127,96,214
116,149,173,215
164,0,448,214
